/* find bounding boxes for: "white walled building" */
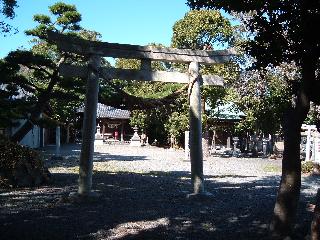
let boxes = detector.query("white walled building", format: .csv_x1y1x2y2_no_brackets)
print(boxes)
10,120,43,148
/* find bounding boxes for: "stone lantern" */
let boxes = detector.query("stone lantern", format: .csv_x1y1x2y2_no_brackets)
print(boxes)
130,125,141,146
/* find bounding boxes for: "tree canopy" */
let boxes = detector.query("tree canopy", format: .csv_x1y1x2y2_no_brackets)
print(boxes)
171,9,234,50
0,2,96,142
0,0,18,34
188,0,320,102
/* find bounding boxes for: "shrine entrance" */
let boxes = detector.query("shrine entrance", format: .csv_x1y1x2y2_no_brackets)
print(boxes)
78,102,131,142
47,31,235,198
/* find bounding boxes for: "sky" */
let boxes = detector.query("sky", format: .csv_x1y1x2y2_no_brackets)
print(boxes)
0,0,190,58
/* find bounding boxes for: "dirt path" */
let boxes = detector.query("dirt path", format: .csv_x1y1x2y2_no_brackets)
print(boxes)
0,144,318,239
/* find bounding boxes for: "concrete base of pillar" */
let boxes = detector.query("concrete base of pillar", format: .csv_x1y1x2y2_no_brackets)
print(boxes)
66,191,101,203
130,140,142,147
130,132,141,147
50,155,64,161
186,191,213,200
94,139,104,145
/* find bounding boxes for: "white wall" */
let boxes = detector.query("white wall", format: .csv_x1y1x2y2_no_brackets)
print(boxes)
12,120,42,148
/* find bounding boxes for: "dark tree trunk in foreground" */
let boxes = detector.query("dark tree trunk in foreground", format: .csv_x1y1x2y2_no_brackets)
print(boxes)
270,109,303,236
270,78,310,237
311,189,320,240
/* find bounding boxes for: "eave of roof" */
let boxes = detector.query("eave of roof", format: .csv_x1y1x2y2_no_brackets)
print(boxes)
77,103,130,119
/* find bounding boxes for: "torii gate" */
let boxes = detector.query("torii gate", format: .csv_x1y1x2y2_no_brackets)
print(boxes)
47,31,235,198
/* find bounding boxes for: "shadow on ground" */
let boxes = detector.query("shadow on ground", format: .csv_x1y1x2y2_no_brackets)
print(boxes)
0,169,315,240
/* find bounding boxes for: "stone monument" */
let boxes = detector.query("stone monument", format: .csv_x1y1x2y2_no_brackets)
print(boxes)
130,125,141,147
94,125,103,145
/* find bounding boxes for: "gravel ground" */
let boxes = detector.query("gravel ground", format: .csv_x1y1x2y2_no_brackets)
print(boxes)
0,143,319,240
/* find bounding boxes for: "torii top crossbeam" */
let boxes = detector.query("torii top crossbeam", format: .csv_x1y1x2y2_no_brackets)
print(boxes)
47,31,236,65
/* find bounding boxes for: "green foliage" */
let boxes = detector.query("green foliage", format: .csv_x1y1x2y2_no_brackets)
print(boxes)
203,86,226,115
114,56,181,100
0,136,41,170
128,107,174,145
304,103,320,125
188,2,320,234
125,81,181,99
171,10,234,50
301,161,315,174
0,0,18,34
1,0,16,18
164,111,189,139
129,110,148,130
187,0,320,104
0,55,39,128
231,67,292,134
25,2,81,38
1,2,102,142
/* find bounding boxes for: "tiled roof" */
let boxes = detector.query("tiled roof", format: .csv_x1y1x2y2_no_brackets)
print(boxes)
78,103,130,119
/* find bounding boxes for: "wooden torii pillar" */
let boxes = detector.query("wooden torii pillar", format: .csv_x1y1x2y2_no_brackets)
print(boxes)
47,31,235,198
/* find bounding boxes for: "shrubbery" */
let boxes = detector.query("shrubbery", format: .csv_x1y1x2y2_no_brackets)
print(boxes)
0,135,51,188
301,161,320,174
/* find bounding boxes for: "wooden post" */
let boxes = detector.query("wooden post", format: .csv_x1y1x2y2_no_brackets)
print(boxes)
227,137,231,149
141,59,151,71
188,62,205,195
306,127,312,161
78,55,101,196
212,130,216,150
39,125,44,148
55,126,61,157
311,189,320,240
51,126,63,160
121,121,124,142
102,124,106,141
185,131,190,160
66,124,70,144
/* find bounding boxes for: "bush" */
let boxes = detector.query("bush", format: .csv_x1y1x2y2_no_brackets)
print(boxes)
0,135,51,188
301,161,315,174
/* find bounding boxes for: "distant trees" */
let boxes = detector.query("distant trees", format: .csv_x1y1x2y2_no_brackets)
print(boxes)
232,65,293,136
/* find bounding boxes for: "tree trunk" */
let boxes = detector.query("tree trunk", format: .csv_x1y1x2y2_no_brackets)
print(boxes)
202,131,210,158
311,189,320,240
270,88,310,237
66,124,70,144
201,97,210,158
